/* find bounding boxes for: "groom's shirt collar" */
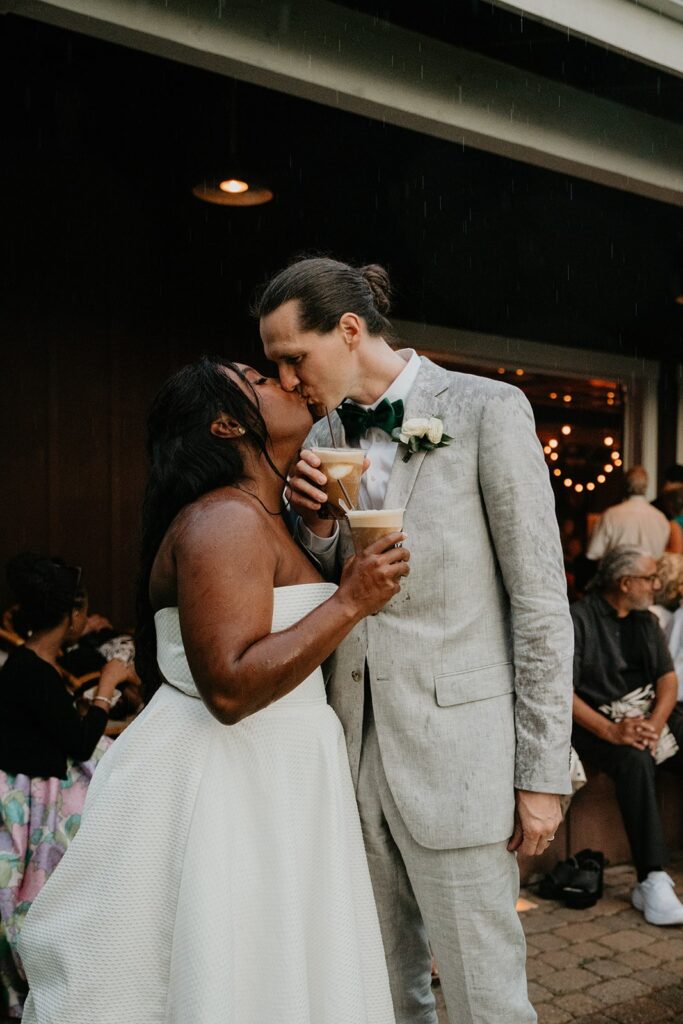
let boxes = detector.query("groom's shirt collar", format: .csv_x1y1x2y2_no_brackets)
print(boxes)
357,349,421,411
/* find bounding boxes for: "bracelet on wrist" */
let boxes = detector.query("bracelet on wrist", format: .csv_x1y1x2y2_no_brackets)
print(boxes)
92,694,114,707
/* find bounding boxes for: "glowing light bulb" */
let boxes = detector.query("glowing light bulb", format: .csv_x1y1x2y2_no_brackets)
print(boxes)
597,474,606,483
549,392,558,400
605,464,614,473
561,425,572,436
575,484,584,493
553,468,561,477
564,479,573,488
607,391,615,399
219,179,249,194
611,451,620,460
497,367,506,374
515,369,524,376
563,395,572,403
586,482,595,491
614,459,622,467
549,439,558,449
543,446,551,455
550,452,559,461
604,436,614,446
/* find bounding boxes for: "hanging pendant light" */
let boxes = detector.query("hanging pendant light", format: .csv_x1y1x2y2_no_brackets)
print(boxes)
192,175,273,207
192,80,274,208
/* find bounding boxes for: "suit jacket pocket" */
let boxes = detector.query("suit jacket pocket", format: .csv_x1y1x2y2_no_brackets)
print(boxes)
434,661,514,707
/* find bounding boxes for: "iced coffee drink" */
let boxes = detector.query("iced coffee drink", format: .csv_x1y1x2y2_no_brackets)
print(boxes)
311,448,365,520
345,508,405,554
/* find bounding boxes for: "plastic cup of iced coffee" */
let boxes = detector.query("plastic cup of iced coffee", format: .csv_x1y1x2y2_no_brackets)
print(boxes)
345,508,405,554
310,448,366,520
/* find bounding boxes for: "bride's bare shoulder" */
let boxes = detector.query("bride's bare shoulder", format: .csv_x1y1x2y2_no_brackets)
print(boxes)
171,489,268,553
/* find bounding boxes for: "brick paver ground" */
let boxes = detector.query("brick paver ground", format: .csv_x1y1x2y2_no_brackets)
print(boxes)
434,854,683,1023
2,859,681,1022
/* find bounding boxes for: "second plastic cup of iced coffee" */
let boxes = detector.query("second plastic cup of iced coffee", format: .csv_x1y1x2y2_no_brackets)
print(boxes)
310,448,366,520
345,508,405,554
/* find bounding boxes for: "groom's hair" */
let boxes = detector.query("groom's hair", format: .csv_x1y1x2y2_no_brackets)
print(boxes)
253,256,393,337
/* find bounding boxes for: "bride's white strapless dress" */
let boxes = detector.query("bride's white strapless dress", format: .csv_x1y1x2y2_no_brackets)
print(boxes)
19,584,395,1023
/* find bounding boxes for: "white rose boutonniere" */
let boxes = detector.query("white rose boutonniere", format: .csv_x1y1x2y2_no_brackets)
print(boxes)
392,416,453,462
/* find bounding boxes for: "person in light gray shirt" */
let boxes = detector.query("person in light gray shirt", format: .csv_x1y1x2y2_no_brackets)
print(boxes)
587,466,672,561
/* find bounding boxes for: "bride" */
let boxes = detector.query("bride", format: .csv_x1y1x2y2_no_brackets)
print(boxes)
19,357,409,1023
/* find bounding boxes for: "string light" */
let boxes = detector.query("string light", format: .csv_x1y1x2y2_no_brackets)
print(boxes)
561,425,572,436
604,436,614,446
564,479,573,488
575,484,584,493
597,474,606,483
515,369,524,376
611,451,620,460
544,445,551,454
497,368,506,374
549,392,558,400
563,395,572,403
550,452,559,461
586,482,595,491
549,439,558,449
614,459,622,467
553,468,561,477
604,464,614,473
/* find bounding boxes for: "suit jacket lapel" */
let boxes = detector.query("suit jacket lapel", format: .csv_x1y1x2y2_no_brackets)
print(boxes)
383,359,451,511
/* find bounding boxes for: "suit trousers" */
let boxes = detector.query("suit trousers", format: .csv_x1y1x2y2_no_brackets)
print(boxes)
356,697,535,1024
572,704,683,879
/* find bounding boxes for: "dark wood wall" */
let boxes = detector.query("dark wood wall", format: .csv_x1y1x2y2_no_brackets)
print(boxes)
2,321,192,626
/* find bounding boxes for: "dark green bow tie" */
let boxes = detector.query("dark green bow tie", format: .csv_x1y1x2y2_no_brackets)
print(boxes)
337,398,404,442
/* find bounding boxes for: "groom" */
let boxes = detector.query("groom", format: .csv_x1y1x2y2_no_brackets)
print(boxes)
259,258,573,1024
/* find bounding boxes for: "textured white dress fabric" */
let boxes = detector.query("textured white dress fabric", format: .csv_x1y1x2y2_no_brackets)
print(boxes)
19,583,395,1024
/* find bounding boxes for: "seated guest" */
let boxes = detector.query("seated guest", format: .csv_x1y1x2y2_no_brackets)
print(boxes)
0,553,134,1019
586,466,673,561
571,546,683,926
653,553,683,701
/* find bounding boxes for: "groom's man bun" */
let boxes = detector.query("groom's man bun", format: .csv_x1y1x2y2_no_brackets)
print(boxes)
359,264,392,316
255,256,393,337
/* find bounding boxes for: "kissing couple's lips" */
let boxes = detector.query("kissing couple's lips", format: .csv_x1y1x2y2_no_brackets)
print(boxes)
304,397,329,420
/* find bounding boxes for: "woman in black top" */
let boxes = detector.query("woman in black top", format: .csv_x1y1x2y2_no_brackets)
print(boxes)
0,554,134,1019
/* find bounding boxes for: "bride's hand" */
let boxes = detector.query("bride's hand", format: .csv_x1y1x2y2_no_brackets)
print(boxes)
337,534,410,617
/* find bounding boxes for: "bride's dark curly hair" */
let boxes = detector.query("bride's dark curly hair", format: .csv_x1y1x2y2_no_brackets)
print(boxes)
136,356,279,701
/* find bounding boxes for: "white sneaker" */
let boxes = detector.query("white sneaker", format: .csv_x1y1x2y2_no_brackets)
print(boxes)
632,871,683,925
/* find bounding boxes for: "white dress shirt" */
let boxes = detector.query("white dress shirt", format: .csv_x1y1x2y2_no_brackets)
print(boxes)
299,349,421,554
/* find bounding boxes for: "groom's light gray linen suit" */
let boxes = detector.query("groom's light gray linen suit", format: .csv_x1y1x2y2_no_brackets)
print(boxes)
302,355,574,1024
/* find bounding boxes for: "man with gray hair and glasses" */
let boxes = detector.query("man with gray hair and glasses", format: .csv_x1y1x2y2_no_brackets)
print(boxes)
571,546,683,925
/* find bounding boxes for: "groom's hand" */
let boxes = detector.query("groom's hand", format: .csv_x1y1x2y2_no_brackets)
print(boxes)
507,790,562,857
287,450,369,537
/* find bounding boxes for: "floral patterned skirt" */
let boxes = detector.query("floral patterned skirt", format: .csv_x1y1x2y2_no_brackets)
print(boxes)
0,738,111,1018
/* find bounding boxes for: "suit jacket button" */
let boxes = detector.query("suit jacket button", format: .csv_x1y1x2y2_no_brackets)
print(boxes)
352,670,362,682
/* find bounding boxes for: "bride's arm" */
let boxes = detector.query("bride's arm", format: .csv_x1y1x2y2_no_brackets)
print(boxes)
175,501,408,725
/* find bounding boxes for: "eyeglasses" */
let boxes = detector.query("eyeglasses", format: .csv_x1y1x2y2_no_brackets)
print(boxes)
626,574,661,586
